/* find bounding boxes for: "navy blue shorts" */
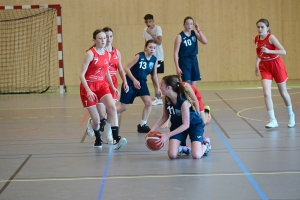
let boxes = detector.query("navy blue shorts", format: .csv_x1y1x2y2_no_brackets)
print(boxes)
178,56,201,81
119,82,150,104
169,112,205,143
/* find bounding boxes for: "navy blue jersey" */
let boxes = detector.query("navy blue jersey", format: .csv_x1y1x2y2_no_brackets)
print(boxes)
126,52,157,85
178,30,198,57
166,94,204,141
165,94,189,125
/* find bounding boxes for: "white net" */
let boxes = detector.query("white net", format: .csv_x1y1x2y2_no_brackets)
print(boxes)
0,8,59,93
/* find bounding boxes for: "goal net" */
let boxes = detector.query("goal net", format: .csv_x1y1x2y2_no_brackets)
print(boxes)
0,6,62,94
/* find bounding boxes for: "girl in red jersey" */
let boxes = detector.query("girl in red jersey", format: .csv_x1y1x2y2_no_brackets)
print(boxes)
101,27,129,143
85,27,129,144
80,29,127,150
254,19,295,128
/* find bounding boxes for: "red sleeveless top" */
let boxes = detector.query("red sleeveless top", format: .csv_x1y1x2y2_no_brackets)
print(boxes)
85,48,110,82
108,47,119,77
254,33,279,61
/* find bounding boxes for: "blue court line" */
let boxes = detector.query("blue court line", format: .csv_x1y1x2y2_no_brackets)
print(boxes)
210,121,268,200
97,144,113,200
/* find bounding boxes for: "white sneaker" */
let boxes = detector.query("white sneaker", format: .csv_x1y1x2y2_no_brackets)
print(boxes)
113,136,127,150
288,114,295,128
203,137,211,156
106,130,113,144
152,97,163,106
86,118,94,137
265,119,279,128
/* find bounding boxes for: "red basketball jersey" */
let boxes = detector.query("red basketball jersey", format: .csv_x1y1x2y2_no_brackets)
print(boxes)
84,48,110,82
254,33,279,60
108,47,119,77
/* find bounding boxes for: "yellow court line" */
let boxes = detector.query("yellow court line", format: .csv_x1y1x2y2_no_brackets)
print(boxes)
0,171,299,183
206,91,300,102
237,104,300,124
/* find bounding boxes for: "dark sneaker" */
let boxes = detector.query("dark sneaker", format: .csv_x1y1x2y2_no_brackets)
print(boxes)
137,124,151,133
113,136,127,150
94,139,102,148
100,118,106,132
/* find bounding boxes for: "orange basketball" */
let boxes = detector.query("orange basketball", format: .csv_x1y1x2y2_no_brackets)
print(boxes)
145,131,164,151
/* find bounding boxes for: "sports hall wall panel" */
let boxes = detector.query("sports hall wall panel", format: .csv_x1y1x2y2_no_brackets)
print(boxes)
2,0,299,87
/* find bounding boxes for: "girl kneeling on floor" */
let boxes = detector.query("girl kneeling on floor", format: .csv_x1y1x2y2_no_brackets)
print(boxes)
146,75,208,159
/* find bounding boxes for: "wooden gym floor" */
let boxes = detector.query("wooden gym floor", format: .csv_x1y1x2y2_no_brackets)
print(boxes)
0,85,299,200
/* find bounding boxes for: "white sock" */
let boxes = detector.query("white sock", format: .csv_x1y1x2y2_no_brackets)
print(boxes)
268,110,276,120
140,120,147,126
286,105,294,116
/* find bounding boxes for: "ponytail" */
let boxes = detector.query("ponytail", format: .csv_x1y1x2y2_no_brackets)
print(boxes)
163,75,195,111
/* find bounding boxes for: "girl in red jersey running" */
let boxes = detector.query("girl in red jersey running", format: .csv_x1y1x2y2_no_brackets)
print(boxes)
254,19,295,128
80,29,127,150
85,27,129,144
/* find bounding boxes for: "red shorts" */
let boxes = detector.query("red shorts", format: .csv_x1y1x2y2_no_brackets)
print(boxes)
259,57,288,83
109,76,118,101
80,81,111,108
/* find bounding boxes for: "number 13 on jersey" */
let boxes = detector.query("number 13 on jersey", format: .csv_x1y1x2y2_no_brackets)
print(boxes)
139,61,147,69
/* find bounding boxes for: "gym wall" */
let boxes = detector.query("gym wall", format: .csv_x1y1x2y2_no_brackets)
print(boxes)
2,0,299,87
